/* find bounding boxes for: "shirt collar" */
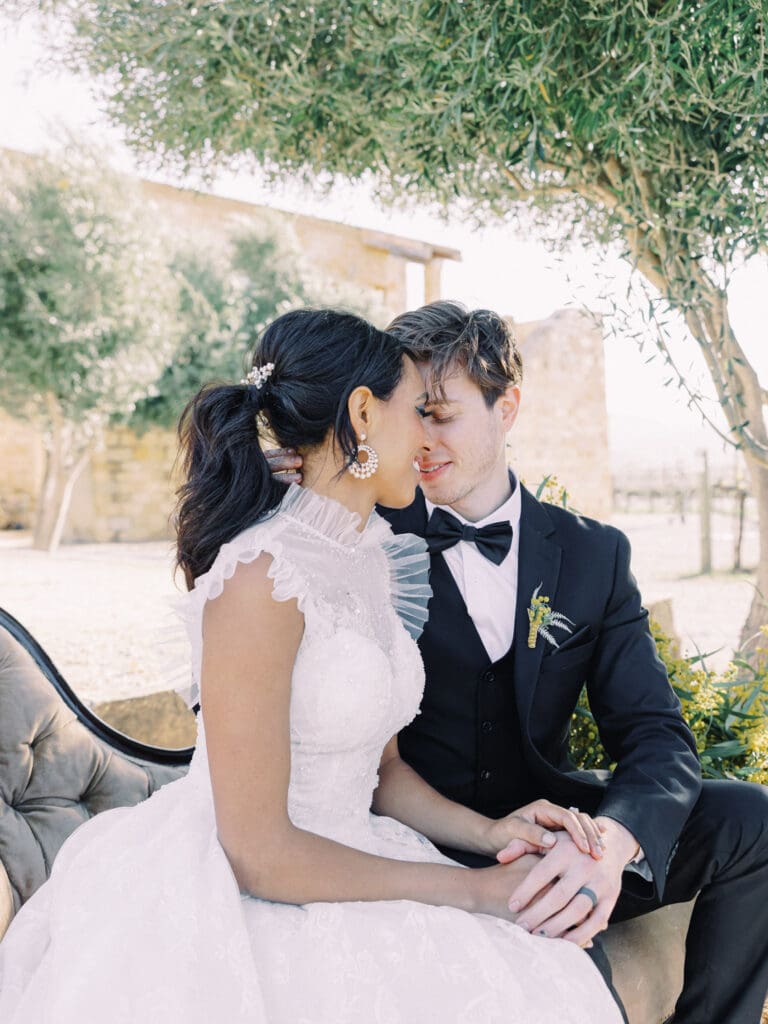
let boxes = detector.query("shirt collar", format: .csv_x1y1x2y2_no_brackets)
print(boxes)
425,470,522,532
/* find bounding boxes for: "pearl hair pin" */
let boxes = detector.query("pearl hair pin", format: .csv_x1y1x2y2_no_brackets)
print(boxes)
240,363,275,388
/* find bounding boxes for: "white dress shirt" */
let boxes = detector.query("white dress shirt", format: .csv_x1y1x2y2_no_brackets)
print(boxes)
425,477,522,663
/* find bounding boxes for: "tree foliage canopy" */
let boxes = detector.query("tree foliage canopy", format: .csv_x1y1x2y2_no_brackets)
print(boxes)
129,230,311,433
48,0,768,268
0,149,181,441
128,220,386,434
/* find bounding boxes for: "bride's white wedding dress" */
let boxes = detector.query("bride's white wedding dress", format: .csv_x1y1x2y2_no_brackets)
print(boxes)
0,486,622,1023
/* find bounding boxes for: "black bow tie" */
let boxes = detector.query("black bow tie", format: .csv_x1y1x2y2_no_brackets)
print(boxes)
425,508,513,566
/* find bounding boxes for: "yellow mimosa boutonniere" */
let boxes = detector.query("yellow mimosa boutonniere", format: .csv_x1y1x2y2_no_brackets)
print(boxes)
527,584,575,649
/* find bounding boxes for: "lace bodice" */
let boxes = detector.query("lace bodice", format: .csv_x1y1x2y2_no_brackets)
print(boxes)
174,485,432,838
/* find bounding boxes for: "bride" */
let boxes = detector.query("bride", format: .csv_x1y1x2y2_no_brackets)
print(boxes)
0,308,623,1023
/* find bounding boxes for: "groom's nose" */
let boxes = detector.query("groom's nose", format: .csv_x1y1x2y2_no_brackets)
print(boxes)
419,420,436,449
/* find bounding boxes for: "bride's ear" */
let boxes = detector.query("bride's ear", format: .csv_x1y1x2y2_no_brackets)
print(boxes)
347,385,375,439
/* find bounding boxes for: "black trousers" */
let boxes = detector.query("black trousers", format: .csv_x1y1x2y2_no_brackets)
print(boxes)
444,779,768,1022
609,778,768,1024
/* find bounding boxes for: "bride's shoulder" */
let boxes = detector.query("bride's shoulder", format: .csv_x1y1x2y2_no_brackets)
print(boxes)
191,506,305,605
167,511,305,710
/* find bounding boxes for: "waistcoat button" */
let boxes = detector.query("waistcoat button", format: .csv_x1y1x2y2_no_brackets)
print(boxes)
481,720,493,733
483,670,496,683
480,769,492,781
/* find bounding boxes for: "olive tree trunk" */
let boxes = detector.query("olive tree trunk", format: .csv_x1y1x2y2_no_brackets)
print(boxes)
32,397,92,553
632,241,768,651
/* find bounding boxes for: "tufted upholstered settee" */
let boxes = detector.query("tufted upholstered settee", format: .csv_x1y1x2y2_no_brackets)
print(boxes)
0,609,190,940
0,608,693,1022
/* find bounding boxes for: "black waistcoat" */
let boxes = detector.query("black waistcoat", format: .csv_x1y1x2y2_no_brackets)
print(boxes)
398,550,536,823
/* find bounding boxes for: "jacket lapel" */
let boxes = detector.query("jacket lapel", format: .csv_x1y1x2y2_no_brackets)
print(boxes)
513,487,562,730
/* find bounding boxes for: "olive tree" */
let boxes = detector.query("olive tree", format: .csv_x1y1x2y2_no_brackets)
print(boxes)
23,0,768,636
0,150,182,550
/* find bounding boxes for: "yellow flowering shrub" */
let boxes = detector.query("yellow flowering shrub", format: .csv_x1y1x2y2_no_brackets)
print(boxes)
570,620,768,784
532,474,571,509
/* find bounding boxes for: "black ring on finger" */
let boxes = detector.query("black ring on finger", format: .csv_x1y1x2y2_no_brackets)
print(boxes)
576,886,598,909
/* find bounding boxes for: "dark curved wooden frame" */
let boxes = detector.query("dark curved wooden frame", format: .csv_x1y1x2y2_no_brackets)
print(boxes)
0,607,193,766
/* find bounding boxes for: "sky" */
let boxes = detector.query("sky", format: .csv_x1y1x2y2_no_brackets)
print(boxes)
1,12,766,477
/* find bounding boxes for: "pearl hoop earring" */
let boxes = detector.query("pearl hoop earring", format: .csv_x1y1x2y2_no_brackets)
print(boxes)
348,432,379,480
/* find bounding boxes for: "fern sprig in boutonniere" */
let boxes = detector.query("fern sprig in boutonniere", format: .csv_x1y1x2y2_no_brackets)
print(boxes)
527,584,575,650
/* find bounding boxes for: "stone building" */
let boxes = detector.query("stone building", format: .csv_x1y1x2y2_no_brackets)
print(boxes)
0,156,612,540
512,309,612,522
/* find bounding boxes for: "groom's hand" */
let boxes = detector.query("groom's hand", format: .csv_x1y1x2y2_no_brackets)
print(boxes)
505,817,640,947
265,447,303,484
491,799,605,862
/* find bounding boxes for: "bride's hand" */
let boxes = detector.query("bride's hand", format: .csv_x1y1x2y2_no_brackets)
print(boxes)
264,447,303,484
485,800,606,864
471,855,552,923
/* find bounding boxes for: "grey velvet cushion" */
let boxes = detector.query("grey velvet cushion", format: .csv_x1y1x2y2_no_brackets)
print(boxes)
0,627,186,937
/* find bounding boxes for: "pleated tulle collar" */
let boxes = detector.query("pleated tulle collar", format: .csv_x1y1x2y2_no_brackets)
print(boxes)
277,483,391,548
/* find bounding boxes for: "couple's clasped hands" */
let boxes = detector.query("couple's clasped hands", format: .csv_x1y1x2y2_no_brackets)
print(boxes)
476,799,626,949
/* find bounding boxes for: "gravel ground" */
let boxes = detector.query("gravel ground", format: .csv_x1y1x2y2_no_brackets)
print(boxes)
1,531,182,703
0,509,759,703
614,509,759,669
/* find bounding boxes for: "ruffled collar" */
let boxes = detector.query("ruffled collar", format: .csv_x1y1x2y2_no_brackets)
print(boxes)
276,487,429,640
277,483,392,548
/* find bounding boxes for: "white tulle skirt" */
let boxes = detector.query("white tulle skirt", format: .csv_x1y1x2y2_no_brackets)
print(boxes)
0,771,623,1024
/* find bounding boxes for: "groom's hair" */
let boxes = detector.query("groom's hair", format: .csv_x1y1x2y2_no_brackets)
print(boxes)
386,301,523,408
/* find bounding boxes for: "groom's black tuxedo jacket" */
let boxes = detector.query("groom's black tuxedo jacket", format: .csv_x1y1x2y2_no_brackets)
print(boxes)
379,482,701,902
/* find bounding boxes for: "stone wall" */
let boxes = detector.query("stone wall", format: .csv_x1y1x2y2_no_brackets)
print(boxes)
510,309,613,523
0,418,180,543
66,426,181,543
0,410,45,529
136,180,458,318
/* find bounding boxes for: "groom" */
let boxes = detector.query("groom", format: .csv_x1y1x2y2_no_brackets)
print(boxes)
272,301,768,1024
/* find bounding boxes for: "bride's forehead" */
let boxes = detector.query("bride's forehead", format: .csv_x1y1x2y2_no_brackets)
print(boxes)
399,357,427,391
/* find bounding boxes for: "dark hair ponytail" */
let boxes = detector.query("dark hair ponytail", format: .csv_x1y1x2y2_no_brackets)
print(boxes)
174,308,405,589
175,382,285,589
